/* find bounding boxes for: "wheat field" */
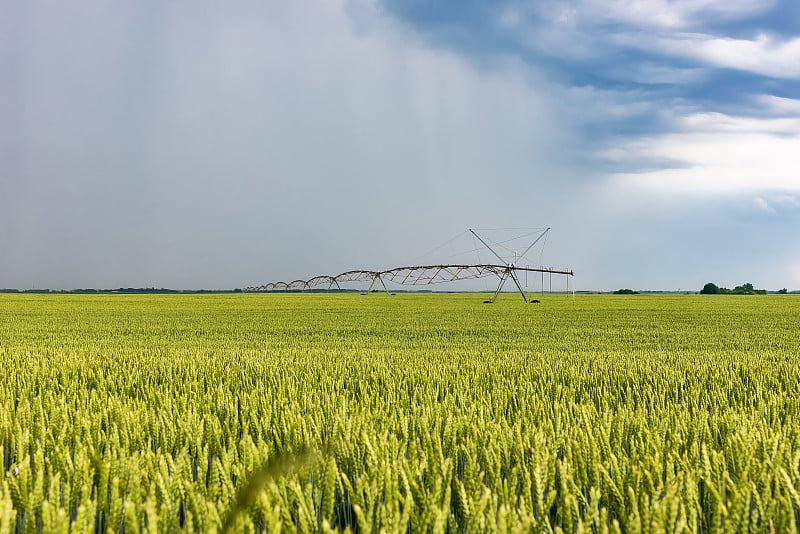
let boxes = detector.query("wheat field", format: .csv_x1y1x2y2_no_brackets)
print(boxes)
1,293,798,532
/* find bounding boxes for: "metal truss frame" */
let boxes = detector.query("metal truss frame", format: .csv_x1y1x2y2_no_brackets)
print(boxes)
244,264,575,303
244,228,575,304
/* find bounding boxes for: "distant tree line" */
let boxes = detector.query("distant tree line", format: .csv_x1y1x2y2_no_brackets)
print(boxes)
0,288,243,294
700,282,767,295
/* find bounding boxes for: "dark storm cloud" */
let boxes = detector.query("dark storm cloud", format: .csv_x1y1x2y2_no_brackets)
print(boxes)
0,1,584,289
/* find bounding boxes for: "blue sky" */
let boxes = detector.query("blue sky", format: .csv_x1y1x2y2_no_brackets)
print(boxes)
1,1,798,290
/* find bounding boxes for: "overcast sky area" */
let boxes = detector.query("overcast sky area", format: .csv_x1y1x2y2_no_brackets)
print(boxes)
2,0,799,291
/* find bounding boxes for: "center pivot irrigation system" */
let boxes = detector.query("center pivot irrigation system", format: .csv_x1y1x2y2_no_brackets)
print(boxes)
245,228,575,304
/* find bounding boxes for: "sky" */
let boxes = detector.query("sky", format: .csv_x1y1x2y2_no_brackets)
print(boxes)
1,0,798,291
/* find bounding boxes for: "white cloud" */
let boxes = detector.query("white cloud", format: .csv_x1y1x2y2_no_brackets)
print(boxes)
591,0,774,29
651,33,800,79
610,112,800,193
504,0,773,31
755,95,800,115
771,194,800,207
681,112,800,134
611,31,800,79
753,196,776,213
496,1,794,80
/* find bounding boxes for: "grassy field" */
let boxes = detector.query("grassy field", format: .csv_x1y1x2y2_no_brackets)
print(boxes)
1,292,799,532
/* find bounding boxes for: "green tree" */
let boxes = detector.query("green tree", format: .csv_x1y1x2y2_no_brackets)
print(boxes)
700,282,720,294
